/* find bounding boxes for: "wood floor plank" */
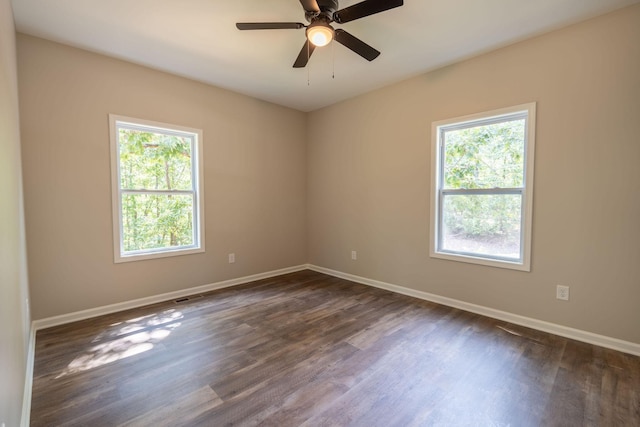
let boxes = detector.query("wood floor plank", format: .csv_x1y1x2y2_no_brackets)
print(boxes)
30,270,640,426
120,385,223,427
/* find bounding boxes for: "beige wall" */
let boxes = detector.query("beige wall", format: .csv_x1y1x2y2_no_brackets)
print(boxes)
308,5,640,344
0,0,31,424
18,35,308,320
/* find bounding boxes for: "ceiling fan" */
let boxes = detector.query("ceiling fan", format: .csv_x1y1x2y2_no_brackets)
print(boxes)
236,0,404,68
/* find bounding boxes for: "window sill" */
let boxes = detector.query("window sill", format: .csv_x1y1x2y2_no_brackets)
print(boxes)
114,246,205,263
430,250,530,272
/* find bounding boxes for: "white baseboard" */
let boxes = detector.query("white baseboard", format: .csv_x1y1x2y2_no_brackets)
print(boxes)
307,264,640,357
32,265,308,331
31,262,640,357
21,324,36,427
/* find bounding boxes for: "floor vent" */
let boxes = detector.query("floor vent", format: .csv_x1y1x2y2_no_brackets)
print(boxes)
173,294,203,304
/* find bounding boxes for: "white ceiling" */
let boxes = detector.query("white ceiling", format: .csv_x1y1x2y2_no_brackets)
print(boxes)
11,0,639,112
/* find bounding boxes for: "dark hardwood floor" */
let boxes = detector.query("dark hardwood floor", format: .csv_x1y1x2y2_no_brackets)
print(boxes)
31,270,640,426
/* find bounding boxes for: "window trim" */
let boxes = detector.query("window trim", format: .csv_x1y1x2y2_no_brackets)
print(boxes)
429,103,536,271
109,114,205,263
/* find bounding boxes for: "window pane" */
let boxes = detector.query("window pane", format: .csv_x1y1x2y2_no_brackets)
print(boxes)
441,194,522,260
443,119,525,189
119,128,193,191
121,194,194,252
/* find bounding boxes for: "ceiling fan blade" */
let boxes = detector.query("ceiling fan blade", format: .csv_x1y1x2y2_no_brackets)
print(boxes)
334,29,380,61
334,0,403,24
236,22,305,30
299,0,320,13
293,40,316,68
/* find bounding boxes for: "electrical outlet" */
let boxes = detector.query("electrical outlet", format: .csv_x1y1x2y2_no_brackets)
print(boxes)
351,250,357,260
228,253,235,264
556,285,570,301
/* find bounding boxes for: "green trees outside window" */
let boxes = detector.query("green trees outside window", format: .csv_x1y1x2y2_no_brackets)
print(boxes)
441,119,525,259
119,129,195,252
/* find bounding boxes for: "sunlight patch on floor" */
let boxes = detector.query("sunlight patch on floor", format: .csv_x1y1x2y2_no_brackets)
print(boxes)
55,309,183,378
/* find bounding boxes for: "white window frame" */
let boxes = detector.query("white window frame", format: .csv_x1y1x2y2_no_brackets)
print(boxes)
430,103,536,271
109,114,205,263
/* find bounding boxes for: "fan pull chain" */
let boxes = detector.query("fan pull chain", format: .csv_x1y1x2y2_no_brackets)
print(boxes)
307,42,311,86
332,40,335,79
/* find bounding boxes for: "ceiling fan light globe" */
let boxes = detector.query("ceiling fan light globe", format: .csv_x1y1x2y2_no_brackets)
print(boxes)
307,25,334,47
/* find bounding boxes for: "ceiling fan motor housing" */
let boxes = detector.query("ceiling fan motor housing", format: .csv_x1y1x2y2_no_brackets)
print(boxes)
305,0,339,22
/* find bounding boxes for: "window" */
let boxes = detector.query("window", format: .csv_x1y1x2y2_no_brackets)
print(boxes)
109,115,204,262
430,103,535,271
